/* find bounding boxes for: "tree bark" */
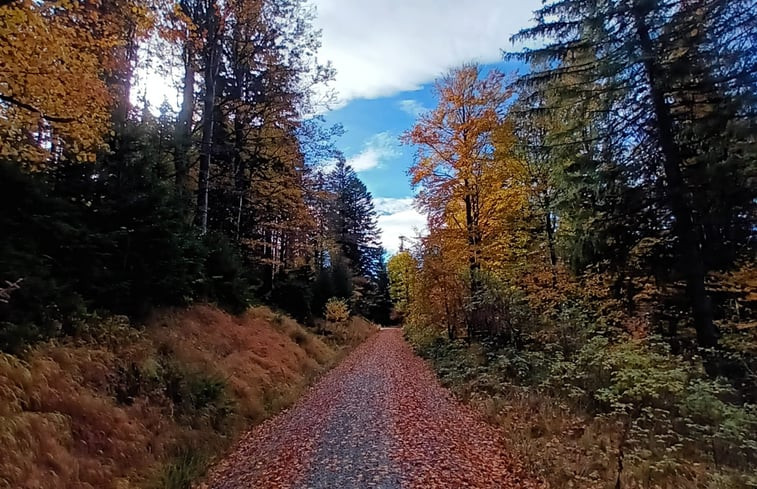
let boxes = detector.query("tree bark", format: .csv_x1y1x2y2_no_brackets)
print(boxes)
543,194,558,288
196,2,221,234
464,183,482,339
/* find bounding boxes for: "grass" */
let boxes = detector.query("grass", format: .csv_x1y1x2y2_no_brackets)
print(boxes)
0,305,377,489
152,449,211,489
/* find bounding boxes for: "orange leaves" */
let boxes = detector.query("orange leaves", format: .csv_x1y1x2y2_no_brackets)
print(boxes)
400,64,571,339
0,0,155,163
384,329,544,488
0,1,107,159
402,65,517,237
402,64,533,284
203,329,544,489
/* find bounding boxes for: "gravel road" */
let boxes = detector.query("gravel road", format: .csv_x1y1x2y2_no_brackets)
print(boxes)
204,329,543,489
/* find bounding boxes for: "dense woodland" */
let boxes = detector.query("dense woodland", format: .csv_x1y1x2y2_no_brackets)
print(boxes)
0,0,390,353
392,0,756,487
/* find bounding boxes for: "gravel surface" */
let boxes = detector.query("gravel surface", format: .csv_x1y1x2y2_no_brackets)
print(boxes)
204,329,544,489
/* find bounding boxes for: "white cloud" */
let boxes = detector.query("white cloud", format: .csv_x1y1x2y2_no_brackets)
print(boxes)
313,0,539,106
374,197,427,253
397,99,428,117
346,132,401,172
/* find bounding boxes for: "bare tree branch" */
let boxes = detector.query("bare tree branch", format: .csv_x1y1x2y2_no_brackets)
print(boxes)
0,93,76,123
0,278,23,304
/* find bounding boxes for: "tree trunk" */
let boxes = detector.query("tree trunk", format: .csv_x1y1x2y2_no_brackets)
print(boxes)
196,3,220,234
543,194,558,288
233,101,246,240
633,8,718,348
464,183,482,340
175,42,194,194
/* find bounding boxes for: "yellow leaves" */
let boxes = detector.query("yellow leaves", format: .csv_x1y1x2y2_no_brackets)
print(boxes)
0,0,115,163
402,64,515,226
399,64,577,334
324,298,350,323
0,0,157,164
388,251,418,315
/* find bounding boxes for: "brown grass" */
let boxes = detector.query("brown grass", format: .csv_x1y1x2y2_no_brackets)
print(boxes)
469,390,618,489
0,344,159,489
149,305,336,422
0,305,376,489
462,386,734,489
317,316,380,349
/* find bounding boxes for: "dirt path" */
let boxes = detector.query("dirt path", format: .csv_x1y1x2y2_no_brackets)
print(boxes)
204,329,543,489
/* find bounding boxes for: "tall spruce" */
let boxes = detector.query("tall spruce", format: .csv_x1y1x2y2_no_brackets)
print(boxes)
325,160,383,279
510,0,757,348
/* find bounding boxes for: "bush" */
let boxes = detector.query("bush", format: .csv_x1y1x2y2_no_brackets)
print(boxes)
407,315,757,488
324,297,350,323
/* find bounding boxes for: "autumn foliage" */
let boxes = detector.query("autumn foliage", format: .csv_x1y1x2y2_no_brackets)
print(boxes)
0,305,375,488
396,53,756,488
0,0,156,162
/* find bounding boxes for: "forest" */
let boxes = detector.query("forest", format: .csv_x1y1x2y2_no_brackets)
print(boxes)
0,0,755,488
0,0,391,352
391,1,757,488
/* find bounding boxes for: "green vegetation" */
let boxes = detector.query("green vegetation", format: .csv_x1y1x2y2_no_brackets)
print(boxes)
407,315,757,488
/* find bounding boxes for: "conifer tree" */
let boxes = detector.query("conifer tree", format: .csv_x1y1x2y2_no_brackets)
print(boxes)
510,0,757,347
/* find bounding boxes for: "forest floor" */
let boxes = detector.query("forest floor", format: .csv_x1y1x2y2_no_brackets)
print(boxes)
202,328,544,489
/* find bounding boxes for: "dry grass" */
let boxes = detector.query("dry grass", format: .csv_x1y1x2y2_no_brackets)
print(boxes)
149,305,336,422
317,316,380,349
0,305,376,489
0,344,161,489
478,391,734,489
471,390,618,489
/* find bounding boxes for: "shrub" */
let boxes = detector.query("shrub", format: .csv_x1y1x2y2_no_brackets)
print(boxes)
324,298,350,323
408,316,757,489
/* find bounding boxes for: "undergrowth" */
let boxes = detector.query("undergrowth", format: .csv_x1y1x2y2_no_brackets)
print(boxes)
0,305,377,489
406,321,757,489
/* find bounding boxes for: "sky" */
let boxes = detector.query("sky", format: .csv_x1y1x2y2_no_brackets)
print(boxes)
137,0,542,253
311,0,541,253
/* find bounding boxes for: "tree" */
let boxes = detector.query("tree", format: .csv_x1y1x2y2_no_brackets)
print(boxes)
403,64,512,286
510,0,757,348
387,251,417,316
324,160,383,280
402,64,520,336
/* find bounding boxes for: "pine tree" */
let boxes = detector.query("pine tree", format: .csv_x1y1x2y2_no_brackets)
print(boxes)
325,160,383,280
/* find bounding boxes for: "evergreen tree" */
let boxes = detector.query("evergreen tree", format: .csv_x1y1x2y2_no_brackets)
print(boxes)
325,160,383,280
510,0,757,347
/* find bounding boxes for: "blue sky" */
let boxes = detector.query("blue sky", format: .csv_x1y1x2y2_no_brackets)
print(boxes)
137,0,543,253
311,0,542,252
